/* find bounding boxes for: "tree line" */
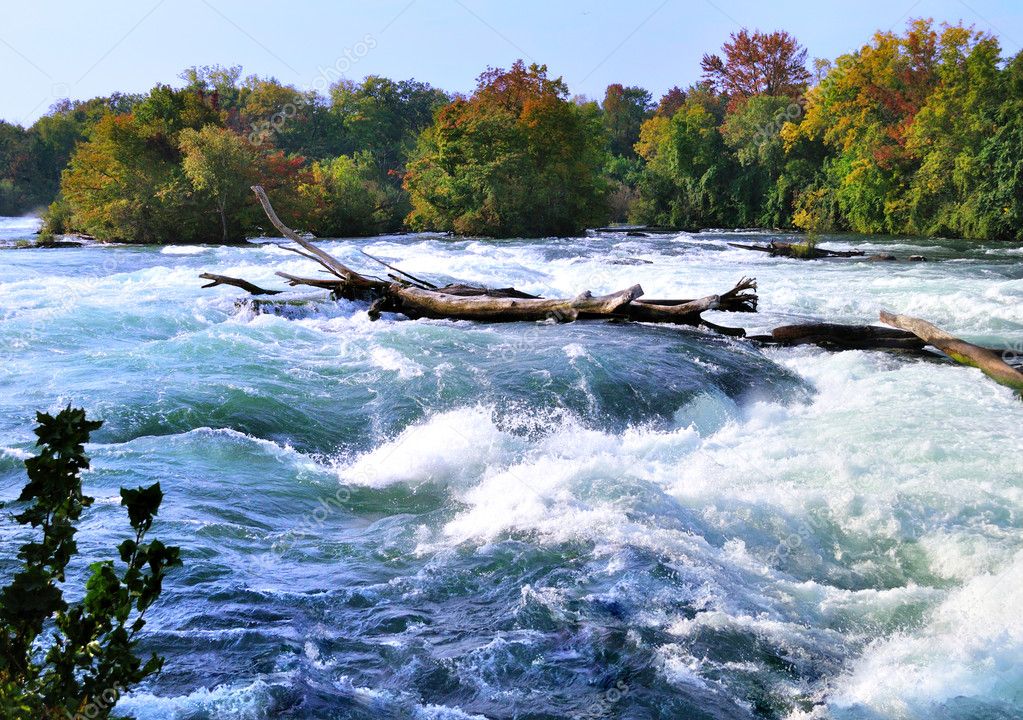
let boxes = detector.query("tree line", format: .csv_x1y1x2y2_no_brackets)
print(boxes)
0,19,1020,243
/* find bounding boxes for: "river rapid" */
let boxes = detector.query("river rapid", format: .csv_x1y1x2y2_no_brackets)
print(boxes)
1,216,1022,719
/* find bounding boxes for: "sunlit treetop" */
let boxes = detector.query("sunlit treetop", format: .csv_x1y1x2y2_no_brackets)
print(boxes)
701,29,811,106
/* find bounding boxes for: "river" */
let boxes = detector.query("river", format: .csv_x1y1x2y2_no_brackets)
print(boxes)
1,217,1021,719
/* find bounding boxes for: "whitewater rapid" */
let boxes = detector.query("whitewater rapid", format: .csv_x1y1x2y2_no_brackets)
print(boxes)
0,223,1021,719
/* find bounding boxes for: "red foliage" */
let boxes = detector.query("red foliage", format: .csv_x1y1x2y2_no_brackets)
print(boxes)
656,87,687,117
473,60,568,113
701,29,810,107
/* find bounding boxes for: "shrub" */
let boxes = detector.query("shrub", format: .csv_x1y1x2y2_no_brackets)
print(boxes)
0,407,181,719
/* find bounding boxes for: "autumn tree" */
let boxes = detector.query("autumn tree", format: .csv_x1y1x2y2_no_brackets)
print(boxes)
701,29,810,106
404,61,609,237
655,87,687,117
791,19,965,235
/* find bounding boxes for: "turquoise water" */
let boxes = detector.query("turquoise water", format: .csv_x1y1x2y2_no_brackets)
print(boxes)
1,217,1022,719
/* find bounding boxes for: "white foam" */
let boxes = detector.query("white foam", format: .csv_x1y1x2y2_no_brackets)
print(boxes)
0,445,32,460
342,406,517,487
0,215,41,233
370,346,424,378
116,678,274,719
160,245,210,255
831,551,1023,716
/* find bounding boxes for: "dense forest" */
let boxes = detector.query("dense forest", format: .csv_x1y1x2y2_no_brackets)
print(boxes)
1,19,1021,242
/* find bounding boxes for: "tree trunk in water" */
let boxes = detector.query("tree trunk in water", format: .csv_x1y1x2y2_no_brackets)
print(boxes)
385,284,644,322
879,311,1023,392
728,241,865,259
755,323,927,350
219,201,228,244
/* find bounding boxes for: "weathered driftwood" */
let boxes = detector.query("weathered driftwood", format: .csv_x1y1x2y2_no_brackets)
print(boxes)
383,284,644,322
201,186,757,332
729,241,865,259
880,311,1023,391
746,317,1022,392
629,278,758,319
275,271,348,290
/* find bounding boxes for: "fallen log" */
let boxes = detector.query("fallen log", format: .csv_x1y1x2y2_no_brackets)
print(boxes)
754,323,927,351
384,284,644,322
275,271,351,291
200,186,756,332
880,311,1023,392
728,241,865,259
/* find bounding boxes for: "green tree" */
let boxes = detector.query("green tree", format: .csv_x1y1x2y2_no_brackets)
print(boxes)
331,76,449,173
633,92,736,228
975,50,1023,242
0,122,47,214
298,151,403,236
721,94,799,227
179,125,260,242
0,407,181,720
601,84,652,157
179,64,244,112
239,76,347,160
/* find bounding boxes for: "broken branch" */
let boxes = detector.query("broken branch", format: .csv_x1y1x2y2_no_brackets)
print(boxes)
199,273,281,296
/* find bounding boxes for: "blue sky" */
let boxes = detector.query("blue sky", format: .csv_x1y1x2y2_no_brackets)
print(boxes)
2,0,1021,125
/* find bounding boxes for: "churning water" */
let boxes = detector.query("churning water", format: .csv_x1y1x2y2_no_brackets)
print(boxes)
1,221,1021,719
